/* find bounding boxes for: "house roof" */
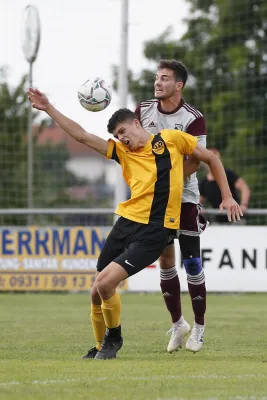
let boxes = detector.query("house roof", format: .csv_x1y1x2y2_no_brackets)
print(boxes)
37,122,103,158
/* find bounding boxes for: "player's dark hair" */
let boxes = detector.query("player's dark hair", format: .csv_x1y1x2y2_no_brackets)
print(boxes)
158,59,188,87
107,108,136,133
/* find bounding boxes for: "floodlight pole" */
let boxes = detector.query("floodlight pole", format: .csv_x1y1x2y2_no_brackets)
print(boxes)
119,0,128,108
114,0,128,222
21,4,41,225
27,62,34,225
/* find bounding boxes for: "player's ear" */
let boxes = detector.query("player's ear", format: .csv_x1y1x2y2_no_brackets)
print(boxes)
176,81,184,91
134,118,141,128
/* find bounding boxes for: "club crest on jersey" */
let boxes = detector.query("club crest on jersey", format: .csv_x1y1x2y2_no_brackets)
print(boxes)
175,124,183,130
152,140,165,155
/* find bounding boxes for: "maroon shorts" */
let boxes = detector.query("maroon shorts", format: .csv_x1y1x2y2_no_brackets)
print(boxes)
179,203,208,236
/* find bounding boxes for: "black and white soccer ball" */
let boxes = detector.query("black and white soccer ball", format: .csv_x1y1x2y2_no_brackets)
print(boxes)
78,77,112,112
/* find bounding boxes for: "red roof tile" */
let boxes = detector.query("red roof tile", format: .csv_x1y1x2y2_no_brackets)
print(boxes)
37,123,102,157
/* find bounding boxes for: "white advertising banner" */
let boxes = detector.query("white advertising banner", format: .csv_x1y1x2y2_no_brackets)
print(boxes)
128,226,267,292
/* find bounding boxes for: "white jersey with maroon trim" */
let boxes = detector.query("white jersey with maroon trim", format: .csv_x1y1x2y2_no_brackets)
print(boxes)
135,99,207,204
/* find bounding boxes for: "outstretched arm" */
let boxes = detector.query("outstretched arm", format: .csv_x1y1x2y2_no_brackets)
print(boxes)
28,88,109,156
192,143,243,222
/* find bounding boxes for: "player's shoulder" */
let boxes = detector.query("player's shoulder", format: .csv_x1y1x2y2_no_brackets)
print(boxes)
137,99,159,110
160,128,183,141
139,98,158,106
161,128,189,136
181,101,204,119
135,99,159,120
161,128,197,143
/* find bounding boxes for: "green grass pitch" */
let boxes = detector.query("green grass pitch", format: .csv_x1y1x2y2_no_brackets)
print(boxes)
0,292,267,399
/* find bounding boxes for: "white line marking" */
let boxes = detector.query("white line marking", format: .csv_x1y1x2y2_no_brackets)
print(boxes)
0,373,266,388
0,379,81,387
156,398,267,400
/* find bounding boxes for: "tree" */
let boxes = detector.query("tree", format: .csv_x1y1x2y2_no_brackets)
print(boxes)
0,69,97,225
124,0,267,217
0,68,34,224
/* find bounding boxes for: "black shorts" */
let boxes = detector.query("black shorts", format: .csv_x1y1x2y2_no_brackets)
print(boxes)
96,217,176,276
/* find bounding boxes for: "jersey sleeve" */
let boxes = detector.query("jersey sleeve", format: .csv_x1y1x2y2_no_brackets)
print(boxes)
165,129,197,155
187,116,206,136
106,139,120,164
187,116,207,148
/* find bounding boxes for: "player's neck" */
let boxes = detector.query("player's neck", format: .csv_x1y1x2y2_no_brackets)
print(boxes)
139,129,152,148
159,95,182,112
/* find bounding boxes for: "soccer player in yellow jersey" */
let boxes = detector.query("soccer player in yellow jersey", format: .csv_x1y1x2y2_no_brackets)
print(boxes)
28,88,242,360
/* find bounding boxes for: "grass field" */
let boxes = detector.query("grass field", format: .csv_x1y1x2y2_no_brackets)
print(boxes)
0,292,267,400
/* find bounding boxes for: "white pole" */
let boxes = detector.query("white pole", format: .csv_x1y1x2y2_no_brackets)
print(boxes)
21,5,41,225
114,0,128,219
27,62,34,225
118,0,128,108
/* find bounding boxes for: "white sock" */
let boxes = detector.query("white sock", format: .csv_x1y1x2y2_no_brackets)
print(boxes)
173,316,184,326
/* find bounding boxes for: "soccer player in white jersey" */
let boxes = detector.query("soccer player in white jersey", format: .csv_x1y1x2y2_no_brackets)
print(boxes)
135,59,207,353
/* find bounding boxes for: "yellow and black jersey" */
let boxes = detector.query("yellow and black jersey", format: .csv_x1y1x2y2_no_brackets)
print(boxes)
106,129,197,229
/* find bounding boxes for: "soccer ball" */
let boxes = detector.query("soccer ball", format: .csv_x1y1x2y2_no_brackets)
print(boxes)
78,77,112,112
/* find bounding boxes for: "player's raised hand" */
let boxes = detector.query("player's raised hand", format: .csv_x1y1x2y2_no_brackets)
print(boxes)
28,88,49,111
219,197,243,222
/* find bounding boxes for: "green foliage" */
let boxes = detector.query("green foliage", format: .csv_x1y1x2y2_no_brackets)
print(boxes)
125,0,267,211
33,142,81,207
0,69,33,224
0,69,106,226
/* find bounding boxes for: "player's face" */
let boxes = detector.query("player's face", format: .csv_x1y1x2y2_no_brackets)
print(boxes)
154,69,180,100
113,120,141,151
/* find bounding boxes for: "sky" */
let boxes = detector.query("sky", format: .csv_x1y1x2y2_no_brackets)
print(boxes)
1,0,189,139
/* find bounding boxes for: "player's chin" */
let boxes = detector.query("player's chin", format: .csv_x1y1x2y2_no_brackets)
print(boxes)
154,93,165,100
130,144,138,151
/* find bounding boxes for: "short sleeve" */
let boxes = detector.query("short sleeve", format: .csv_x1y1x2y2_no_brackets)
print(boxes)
187,116,206,136
106,139,120,164
165,129,197,155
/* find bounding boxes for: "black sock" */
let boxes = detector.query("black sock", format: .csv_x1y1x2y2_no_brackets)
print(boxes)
105,325,122,340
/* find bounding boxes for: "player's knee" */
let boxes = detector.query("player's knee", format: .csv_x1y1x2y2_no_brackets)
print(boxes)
183,257,205,285
96,273,113,298
91,285,101,303
159,249,175,269
183,257,202,276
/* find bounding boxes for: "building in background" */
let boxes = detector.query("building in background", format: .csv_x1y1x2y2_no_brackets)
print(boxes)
38,121,117,187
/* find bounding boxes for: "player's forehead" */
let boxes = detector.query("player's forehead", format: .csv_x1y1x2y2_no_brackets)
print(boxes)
113,121,132,136
155,68,175,79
